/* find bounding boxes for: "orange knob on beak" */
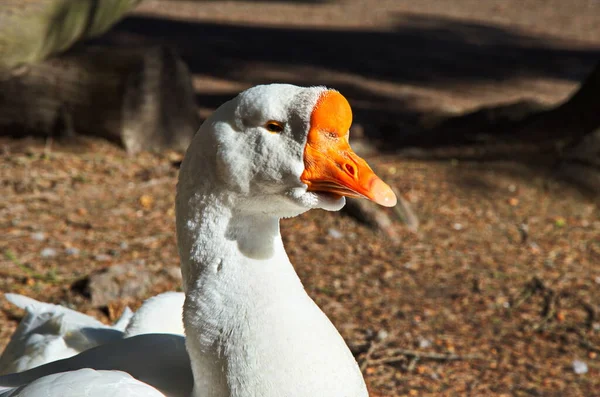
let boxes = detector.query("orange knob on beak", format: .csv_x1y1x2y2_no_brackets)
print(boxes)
300,91,397,208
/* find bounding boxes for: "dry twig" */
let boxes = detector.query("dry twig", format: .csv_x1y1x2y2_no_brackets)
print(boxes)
512,276,598,332
359,338,383,372
367,347,486,367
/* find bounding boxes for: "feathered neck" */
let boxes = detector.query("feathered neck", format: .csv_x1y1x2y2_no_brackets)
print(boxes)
175,141,306,397
173,115,368,397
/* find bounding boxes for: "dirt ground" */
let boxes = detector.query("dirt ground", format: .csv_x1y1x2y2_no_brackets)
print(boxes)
1,1,600,396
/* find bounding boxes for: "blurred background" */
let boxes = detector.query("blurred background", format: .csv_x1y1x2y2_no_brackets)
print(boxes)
0,1,599,395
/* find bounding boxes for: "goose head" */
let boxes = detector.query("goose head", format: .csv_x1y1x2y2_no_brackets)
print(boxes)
179,84,396,219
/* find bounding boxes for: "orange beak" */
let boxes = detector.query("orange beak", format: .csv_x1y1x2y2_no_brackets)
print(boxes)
300,91,397,208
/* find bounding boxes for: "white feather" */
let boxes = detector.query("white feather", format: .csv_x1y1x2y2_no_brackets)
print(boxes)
0,369,166,397
0,334,192,396
0,295,129,374
0,292,185,375
124,292,185,338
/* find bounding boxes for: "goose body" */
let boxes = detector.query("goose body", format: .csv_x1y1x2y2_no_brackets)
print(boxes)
0,334,192,396
0,84,396,396
0,292,185,375
123,292,185,338
0,369,166,397
0,294,132,375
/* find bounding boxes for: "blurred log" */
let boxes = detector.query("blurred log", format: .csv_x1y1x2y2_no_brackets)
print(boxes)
0,0,144,70
343,198,396,235
0,45,200,153
396,62,600,191
556,127,600,193
391,189,419,233
342,189,420,243
510,63,600,192
520,62,600,143
401,62,600,148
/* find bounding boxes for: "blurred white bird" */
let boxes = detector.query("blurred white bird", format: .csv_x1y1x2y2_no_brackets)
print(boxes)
0,292,186,375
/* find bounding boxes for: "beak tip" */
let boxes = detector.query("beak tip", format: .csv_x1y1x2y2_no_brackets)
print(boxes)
371,179,397,207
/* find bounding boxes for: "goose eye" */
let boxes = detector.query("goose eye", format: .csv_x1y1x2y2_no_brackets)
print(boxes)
265,121,284,133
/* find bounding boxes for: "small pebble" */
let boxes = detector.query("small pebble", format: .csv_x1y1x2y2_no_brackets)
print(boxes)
31,232,46,241
139,194,154,209
65,247,80,256
94,254,112,262
418,337,432,349
164,266,182,281
377,329,389,341
528,242,541,254
594,276,600,285
508,184,517,192
453,223,463,231
573,359,588,375
328,228,343,239
120,242,129,250
40,248,57,258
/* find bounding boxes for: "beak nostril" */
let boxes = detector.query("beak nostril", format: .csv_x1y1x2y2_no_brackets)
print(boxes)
344,163,356,178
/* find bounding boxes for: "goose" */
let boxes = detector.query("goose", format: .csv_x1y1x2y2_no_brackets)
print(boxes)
0,292,186,374
0,84,396,396
0,294,133,374
122,292,185,338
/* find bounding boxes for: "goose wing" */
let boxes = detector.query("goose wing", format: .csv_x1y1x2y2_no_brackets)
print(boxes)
0,294,131,374
0,333,192,397
0,369,166,397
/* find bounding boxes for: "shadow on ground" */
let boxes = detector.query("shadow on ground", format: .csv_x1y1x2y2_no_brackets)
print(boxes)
102,13,600,146
112,13,599,86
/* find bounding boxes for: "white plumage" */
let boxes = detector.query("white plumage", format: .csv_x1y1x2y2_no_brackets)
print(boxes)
123,292,185,338
0,292,186,376
0,369,165,397
0,294,132,374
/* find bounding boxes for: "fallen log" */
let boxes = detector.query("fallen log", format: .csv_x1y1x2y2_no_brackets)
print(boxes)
393,62,600,191
397,62,600,149
0,45,200,153
342,188,419,242
556,127,600,193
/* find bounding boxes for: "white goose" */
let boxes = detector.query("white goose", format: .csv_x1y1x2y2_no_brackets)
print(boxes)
123,292,185,338
0,294,133,375
0,292,186,375
0,84,396,396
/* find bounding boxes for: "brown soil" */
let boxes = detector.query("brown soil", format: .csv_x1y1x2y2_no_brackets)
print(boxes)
1,1,600,396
